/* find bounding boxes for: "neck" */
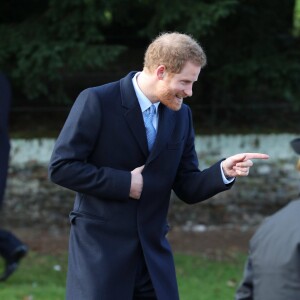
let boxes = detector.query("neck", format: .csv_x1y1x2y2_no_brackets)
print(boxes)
136,71,159,103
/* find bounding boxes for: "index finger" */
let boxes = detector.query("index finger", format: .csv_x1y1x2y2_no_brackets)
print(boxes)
243,153,269,160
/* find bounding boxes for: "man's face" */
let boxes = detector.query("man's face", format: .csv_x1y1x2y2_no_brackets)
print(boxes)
157,61,201,111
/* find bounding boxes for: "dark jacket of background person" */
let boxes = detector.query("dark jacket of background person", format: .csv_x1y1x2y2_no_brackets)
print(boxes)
0,72,11,206
0,72,27,281
235,149,300,300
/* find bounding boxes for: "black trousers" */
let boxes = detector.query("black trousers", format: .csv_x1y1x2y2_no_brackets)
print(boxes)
133,252,157,300
0,229,23,261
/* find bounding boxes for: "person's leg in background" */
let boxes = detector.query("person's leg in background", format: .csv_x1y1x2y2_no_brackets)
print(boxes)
0,230,28,281
0,71,28,282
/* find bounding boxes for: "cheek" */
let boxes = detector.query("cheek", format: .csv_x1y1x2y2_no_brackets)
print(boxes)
161,90,174,102
159,86,171,98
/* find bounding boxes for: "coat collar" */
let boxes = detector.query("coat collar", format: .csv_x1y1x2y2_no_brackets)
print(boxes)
120,72,176,161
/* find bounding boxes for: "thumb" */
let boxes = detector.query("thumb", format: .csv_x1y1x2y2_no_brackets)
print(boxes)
132,165,145,174
230,153,247,164
137,165,145,173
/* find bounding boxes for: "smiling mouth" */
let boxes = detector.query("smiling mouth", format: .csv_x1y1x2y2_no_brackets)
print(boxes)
175,98,183,106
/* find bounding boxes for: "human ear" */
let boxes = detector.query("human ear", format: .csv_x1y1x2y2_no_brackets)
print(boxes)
156,65,166,80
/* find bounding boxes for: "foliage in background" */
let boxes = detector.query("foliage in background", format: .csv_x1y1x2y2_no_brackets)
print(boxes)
0,0,244,104
294,0,300,36
0,0,299,121
0,0,125,103
202,0,300,111
138,0,239,38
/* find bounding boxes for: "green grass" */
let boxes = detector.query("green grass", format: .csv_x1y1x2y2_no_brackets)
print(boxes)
0,252,246,299
0,252,68,300
175,253,246,300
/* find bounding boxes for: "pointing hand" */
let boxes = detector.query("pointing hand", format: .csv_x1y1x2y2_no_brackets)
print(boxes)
222,153,269,178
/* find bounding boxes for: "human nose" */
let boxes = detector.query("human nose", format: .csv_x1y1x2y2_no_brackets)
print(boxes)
184,86,193,97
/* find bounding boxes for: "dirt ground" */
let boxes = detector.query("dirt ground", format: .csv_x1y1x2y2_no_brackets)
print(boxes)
11,226,254,258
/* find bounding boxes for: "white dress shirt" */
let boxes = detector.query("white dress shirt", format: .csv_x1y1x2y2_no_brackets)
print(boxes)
132,72,160,130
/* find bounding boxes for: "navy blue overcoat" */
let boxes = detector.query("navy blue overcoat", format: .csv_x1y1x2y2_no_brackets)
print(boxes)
49,72,232,300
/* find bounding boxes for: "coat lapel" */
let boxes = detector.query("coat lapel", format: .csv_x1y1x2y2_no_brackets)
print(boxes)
120,72,148,157
120,72,176,162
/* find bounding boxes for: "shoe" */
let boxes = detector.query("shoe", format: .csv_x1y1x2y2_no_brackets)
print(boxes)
0,244,28,282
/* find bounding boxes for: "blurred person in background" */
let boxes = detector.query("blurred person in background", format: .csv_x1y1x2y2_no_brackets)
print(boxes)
235,138,300,300
0,72,28,282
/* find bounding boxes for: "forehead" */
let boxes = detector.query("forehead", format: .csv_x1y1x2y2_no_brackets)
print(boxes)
172,61,201,81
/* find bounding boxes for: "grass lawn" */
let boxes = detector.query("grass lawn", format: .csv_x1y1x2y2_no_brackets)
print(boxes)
0,251,246,299
0,252,67,300
175,253,245,300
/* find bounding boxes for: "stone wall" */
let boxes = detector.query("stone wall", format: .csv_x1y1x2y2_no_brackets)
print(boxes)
3,134,300,230
9,133,300,165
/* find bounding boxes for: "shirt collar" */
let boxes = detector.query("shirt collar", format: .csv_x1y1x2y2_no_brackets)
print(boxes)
132,72,160,113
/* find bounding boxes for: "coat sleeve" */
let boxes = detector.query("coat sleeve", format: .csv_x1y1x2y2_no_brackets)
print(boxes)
48,88,131,201
172,106,234,204
235,256,254,300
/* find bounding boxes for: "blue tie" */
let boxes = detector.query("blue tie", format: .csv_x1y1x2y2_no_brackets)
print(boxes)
143,105,156,151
